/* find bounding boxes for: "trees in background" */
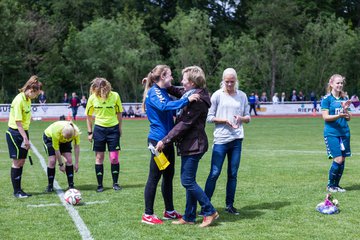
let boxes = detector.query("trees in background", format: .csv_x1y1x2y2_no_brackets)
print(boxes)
1,0,360,103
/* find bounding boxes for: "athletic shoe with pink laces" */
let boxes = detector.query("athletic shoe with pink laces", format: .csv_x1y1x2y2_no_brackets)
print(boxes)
163,210,182,220
141,214,163,225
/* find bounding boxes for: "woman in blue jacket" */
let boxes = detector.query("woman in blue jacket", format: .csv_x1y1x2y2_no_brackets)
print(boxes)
141,64,199,225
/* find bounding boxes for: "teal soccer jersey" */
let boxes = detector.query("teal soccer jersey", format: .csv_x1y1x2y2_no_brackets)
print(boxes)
321,93,350,137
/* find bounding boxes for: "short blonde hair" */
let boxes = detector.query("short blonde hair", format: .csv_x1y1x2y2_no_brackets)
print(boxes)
182,66,206,89
62,122,81,139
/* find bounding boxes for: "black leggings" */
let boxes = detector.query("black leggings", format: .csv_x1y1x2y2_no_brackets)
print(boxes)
144,139,175,215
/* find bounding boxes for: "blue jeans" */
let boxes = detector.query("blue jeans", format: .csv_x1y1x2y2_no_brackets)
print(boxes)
205,139,242,207
181,153,216,222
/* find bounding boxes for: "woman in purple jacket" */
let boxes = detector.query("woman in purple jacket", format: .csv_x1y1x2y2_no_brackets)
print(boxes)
156,66,219,228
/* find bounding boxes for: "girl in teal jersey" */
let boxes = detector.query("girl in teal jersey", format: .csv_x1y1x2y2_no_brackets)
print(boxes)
321,74,351,193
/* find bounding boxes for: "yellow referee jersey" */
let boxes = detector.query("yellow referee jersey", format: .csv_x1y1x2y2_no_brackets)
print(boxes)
8,92,32,130
44,121,80,150
85,91,123,127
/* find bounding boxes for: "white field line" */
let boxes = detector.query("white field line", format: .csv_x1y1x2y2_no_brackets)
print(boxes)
27,200,109,208
30,142,93,240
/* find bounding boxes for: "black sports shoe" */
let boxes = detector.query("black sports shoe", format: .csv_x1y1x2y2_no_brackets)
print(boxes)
14,190,32,198
96,185,104,192
45,185,54,193
225,206,240,215
113,183,122,191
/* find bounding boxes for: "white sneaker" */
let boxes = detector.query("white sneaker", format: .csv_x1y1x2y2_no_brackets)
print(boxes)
327,186,338,193
336,186,346,192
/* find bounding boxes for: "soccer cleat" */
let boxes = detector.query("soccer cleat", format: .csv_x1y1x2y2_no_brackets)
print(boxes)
327,186,338,193
172,218,195,225
198,210,204,217
141,214,163,225
14,190,32,198
163,210,182,220
199,211,219,228
336,186,346,192
225,206,240,215
113,183,122,191
96,185,104,192
45,185,54,193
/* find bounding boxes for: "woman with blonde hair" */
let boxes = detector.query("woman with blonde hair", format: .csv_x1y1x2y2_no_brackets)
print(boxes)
6,75,42,198
141,64,199,225
43,121,81,192
86,78,123,192
321,74,351,193
156,66,218,227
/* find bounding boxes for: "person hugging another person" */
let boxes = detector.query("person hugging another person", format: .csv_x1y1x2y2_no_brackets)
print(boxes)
141,64,200,225
204,68,250,215
156,66,218,227
43,121,81,192
86,78,123,192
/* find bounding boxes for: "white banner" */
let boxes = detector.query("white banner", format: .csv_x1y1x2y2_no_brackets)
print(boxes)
0,102,359,120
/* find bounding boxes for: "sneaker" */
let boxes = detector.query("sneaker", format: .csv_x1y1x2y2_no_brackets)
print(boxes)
141,214,163,225
113,183,122,191
14,190,32,198
327,186,338,193
199,211,219,228
96,185,104,192
336,186,346,192
225,206,240,215
172,218,195,225
45,185,54,193
163,210,182,220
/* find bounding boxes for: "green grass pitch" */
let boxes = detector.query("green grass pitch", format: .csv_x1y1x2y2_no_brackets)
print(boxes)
1,117,359,240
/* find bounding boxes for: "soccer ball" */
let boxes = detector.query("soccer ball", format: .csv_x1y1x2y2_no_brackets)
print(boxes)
64,188,82,205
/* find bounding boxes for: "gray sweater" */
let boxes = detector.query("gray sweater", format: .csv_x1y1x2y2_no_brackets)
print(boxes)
207,89,250,144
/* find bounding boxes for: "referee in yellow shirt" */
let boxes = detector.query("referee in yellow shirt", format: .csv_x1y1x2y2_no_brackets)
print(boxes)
5,76,42,198
43,121,81,192
86,78,123,192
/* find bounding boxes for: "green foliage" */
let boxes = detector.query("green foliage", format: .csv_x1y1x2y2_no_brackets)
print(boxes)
63,14,161,102
1,0,360,102
163,8,216,82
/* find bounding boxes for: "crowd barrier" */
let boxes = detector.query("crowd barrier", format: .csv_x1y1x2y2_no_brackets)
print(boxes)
0,102,359,120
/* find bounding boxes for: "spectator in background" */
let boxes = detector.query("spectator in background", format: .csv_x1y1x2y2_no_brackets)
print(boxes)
255,92,260,109
62,93,69,103
135,105,142,118
298,91,305,101
69,92,81,120
290,90,298,101
350,94,360,108
39,91,46,104
81,95,87,108
260,92,268,102
248,92,258,116
344,91,349,100
122,107,128,118
310,92,317,113
128,106,135,118
281,92,286,103
272,93,279,104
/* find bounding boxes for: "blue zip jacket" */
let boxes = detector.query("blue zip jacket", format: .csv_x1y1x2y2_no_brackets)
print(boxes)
146,84,189,141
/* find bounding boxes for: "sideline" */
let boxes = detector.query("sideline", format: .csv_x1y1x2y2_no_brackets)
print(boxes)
30,142,94,240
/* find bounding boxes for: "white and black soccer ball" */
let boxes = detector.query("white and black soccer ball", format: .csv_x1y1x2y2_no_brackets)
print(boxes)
64,188,82,205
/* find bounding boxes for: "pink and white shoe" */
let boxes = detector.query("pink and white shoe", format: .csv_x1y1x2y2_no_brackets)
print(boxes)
141,214,163,225
163,210,182,220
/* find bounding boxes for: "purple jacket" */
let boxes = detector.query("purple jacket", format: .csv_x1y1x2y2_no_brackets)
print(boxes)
162,86,211,156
